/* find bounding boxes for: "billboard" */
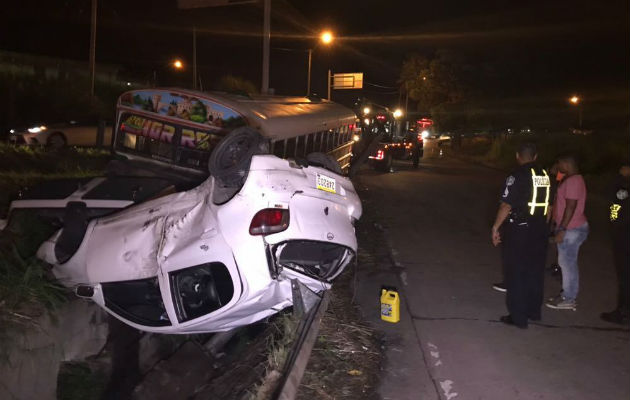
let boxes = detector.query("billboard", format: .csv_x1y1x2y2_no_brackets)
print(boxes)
332,73,364,90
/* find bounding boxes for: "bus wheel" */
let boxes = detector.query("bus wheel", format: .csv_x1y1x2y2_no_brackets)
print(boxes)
208,127,268,187
306,152,342,175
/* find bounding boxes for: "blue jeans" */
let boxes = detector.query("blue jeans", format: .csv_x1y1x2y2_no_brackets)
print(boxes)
557,223,589,301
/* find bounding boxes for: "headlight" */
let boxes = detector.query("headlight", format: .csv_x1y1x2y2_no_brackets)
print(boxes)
27,125,46,133
421,130,430,139
9,129,15,134
352,134,360,142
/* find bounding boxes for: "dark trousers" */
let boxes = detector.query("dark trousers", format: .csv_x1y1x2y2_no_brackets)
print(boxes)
502,220,548,326
612,224,630,314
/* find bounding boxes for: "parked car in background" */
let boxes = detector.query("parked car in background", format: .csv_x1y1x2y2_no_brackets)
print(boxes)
8,119,112,148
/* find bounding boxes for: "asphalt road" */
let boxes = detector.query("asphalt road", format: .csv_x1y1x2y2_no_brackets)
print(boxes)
354,144,630,400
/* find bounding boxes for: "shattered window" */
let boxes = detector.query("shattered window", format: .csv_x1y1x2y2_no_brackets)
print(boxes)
102,277,171,327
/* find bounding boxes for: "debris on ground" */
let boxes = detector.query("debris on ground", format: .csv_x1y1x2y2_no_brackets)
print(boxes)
296,265,382,400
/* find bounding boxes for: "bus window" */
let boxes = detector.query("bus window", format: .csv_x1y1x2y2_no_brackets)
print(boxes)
305,133,315,154
312,132,321,152
296,135,306,158
176,128,223,169
273,140,285,158
285,138,296,158
118,113,175,161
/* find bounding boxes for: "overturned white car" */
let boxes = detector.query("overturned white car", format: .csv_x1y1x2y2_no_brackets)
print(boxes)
34,135,361,333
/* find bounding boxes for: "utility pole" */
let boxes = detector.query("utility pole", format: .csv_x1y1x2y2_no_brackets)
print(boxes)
192,26,198,90
88,0,97,101
306,48,312,95
261,0,271,94
327,69,332,100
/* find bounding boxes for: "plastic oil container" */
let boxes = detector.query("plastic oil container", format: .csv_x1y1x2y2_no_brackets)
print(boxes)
380,289,400,323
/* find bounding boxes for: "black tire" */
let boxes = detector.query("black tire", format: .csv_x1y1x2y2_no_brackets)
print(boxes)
378,152,393,172
208,127,268,187
306,152,342,175
412,147,420,168
47,132,66,149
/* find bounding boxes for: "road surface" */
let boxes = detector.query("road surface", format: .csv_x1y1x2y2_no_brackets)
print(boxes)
354,146,630,400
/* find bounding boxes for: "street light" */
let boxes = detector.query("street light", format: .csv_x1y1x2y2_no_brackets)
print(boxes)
363,107,371,115
393,109,403,119
569,95,582,129
306,30,335,95
173,59,184,69
320,31,334,45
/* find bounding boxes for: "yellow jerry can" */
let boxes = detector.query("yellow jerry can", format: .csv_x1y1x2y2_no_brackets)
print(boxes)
380,289,400,323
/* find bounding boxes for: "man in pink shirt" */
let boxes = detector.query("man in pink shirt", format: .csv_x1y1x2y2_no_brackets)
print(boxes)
546,154,589,310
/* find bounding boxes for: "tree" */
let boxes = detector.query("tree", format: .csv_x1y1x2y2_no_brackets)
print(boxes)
399,51,470,131
216,75,258,95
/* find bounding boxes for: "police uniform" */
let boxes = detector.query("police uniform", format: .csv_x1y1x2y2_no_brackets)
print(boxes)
500,162,550,327
607,174,630,317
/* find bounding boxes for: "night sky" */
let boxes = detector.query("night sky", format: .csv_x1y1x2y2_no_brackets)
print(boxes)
2,0,628,126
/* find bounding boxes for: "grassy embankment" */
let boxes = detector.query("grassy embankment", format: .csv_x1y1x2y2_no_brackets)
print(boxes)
0,144,112,347
454,131,628,194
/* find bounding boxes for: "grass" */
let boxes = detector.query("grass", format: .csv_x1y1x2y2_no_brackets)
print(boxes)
455,131,629,174
296,270,381,400
0,144,111,361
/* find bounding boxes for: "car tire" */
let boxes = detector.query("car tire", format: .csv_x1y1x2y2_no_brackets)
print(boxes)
208,127,268,187
378,152,393,172
306,152,342,175
47,132,67,149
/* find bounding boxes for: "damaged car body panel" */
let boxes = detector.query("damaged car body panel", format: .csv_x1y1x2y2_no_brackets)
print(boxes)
36,155,362,333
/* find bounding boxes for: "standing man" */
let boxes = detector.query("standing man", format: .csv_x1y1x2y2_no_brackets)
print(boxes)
546,154,589,311
492,143,550,329
600,162,630,324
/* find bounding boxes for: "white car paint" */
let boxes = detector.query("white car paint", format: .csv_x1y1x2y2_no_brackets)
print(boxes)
37,155,362,333
10,123,113,147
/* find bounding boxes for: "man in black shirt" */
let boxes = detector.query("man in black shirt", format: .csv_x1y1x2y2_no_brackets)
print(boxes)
600,162,630,324
492,143,550,329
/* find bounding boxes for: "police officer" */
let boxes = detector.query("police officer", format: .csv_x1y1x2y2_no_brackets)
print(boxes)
492,142,550,329
600,162,630,324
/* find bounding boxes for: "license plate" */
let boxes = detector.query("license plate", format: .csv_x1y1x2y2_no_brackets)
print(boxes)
316,173,336,193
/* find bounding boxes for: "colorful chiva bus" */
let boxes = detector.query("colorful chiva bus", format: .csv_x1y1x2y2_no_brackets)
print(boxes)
114,88,358,176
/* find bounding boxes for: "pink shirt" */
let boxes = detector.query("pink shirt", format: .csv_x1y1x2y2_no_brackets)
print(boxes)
554,174,588,229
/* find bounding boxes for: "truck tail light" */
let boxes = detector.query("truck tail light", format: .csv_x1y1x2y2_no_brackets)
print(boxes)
249,209,290,236
369,150,385,160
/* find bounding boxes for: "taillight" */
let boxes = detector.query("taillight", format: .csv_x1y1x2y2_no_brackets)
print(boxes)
368,150,385,160
249,209,290,236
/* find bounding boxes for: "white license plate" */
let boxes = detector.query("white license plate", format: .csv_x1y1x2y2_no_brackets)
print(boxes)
316,173,336,193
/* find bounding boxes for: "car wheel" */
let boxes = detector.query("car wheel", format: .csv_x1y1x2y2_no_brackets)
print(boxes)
378,152,393,172
47,132,67,150
306,152,342,175
208,127,268,187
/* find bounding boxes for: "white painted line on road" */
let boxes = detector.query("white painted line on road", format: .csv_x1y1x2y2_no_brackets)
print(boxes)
427,342,459,398
440,380,459,400
400,271,408,286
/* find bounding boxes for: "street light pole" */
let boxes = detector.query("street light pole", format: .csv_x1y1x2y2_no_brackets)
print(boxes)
261,0,271,94
88,0,97,101
306,48,312,95
327,69,332,100
192,26,197,90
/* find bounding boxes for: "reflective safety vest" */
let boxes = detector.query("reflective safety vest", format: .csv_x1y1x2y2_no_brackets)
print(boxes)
528,168,551,216
610,203,622,222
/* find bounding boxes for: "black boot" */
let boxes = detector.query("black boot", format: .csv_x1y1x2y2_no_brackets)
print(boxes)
600,309,630,325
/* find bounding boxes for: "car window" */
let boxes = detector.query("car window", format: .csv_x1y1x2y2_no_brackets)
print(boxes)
102,277,171,327
169,263,234,323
